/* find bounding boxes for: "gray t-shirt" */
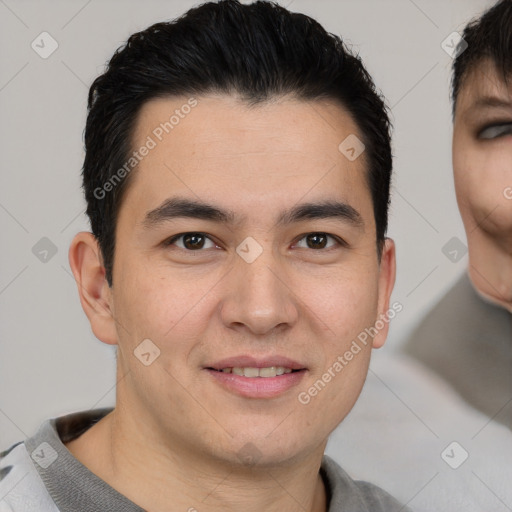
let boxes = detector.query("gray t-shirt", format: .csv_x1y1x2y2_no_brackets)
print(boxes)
0,408,410,511
403,272,512,429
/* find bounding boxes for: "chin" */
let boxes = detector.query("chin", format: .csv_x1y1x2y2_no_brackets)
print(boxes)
211,431,312,469
468,265,512,306
469,203,512,237
229,444,307,469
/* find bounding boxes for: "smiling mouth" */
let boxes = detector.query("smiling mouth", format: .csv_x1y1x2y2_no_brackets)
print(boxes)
208,367,303,378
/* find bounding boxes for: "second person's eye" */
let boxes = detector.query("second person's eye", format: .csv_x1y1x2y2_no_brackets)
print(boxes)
479,122,512,139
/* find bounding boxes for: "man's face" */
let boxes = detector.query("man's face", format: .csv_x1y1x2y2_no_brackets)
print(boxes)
453,59,512,258
107,94,394,467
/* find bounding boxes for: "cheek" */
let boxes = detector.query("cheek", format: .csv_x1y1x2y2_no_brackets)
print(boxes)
291,270,379,434
112,268,213,408
454,143,512,232
112,257,209,354
303,267,380,350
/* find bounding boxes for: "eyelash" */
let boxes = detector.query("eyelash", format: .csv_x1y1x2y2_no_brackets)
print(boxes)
164,232,346,252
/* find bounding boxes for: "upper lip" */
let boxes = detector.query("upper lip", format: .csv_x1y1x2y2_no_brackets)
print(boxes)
206,355,306,371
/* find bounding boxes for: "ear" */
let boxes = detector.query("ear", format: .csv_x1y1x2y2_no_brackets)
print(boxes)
68,232,118,345
372,238,396,349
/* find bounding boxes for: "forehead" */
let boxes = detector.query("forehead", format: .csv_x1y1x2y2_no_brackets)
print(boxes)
122,94,372,224
456,58,512,119
133,94,362,157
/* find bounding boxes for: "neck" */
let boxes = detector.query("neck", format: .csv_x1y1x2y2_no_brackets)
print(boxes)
66,400,327,512
467,229,512,313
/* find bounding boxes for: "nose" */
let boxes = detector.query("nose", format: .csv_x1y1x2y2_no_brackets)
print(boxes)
219,243,299,337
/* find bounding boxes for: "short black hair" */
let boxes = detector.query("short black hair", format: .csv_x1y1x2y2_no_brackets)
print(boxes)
83,0,393,287
451,0,512,115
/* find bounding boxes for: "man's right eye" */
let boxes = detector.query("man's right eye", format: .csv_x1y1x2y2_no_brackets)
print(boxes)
478,122,512,139
164,232,218,251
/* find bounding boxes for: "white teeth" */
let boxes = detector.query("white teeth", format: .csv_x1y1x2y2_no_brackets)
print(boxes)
243,367,260,378
220,366,295,378
259,367,277,378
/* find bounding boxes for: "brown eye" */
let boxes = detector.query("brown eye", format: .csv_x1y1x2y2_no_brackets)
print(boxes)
166,232,216,250
307,233,327,249
182,233,205,249
295,232,341,250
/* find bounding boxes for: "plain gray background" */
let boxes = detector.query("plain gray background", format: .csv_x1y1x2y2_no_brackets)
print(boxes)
0,0,493,486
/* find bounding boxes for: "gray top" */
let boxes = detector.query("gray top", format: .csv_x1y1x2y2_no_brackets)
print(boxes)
403,272,512,429
0,408,409,511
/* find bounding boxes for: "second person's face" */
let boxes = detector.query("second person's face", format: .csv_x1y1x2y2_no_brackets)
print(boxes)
453,59,512,305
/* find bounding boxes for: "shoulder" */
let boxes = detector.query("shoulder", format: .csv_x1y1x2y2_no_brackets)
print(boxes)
321,455,411,512
0,441,59,511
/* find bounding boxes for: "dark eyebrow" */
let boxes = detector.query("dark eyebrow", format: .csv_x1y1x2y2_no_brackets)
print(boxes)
142,197,237,229
275,200,363,228
470,96,512,110
142,197,363,230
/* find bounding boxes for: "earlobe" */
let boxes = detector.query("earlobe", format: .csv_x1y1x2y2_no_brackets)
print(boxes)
372,238,396,349
68,232,118,345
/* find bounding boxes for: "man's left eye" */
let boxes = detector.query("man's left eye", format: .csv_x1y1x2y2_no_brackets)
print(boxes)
294,233,342,250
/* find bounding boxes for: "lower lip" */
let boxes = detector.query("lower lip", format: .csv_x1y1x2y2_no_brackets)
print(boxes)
205,369,306,399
